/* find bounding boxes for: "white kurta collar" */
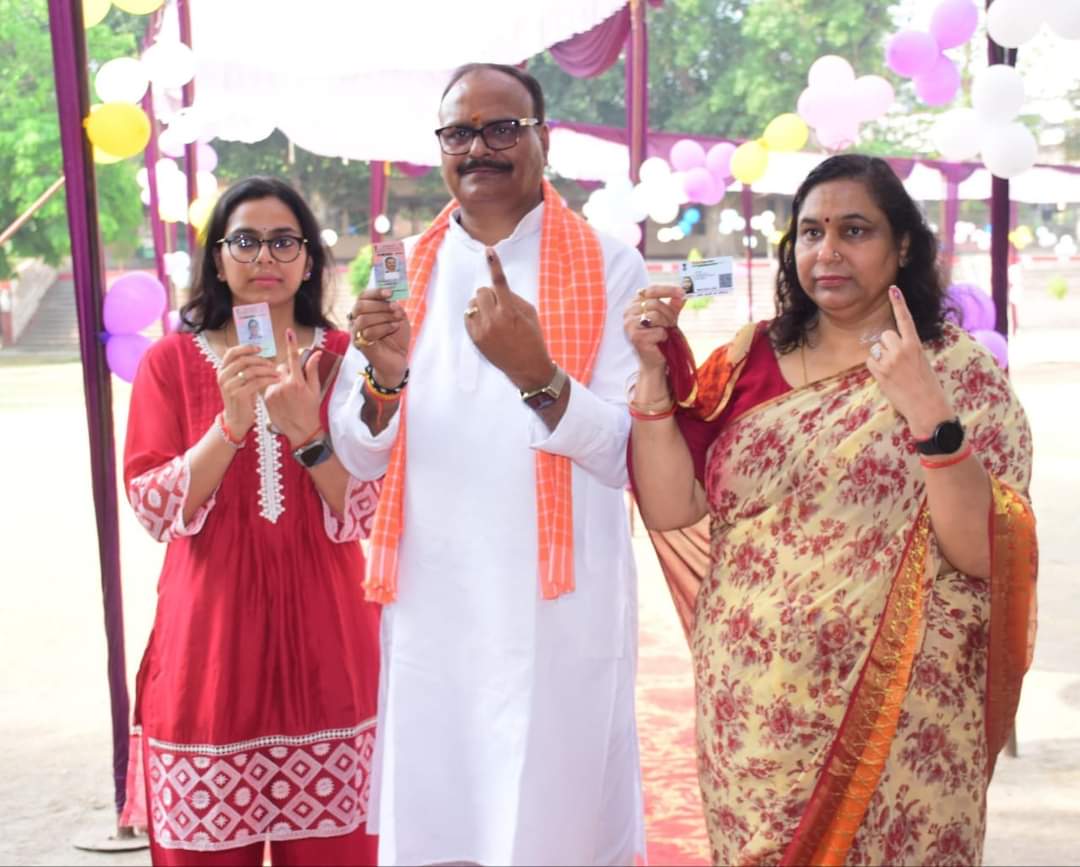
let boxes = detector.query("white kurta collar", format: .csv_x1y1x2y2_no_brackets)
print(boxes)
447,199,545,250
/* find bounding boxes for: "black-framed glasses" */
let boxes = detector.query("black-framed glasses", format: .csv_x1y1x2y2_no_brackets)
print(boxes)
434,117,541,155
217,233,308,264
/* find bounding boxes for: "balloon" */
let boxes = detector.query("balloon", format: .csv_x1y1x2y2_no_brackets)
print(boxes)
705,142,736,180
373,214,391,234
638,156,671,185
816,122,859,152
807,55,855,89
113,0,164,13
629,184,652,223
931,109,982,161
188,196,218,237
141,40,195,89
851,75,895,121
165,310,182,333
104,272,167,335
972,64,1025,125
730,141,768,185
93,146,125,164
972,329,1008,369
165,107,202,145
762,113,809,151
83,0,111,26
682,167,720,203
945,283,995,331
84,102,151,159
885,30,940,77
684,207,702,225
1044,0,1080,39
196,142,219,173
914,54,960,106
106,334,153,383
986,0,1040,47
94,57,148,104
930,0,979,49
614,222,642,248
796,86,833,129
981,122,1037,179
157,127,186,158
669,139,706,171
698,178,727,206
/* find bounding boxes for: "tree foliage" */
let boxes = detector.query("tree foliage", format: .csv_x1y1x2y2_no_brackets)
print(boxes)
0,0,142,278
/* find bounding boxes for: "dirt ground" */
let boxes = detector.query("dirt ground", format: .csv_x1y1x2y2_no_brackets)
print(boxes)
1,276,1078,866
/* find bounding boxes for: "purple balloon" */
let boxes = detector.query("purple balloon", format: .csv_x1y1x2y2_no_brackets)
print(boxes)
946,283,996,331
886,30,940,77
104,272,167,335
682,167,719,203
930,0,979,50
914,54,960,106
670,138,707,172
972,329,1008,369
705,142,736,180
106,333,153,383
195,141,218,172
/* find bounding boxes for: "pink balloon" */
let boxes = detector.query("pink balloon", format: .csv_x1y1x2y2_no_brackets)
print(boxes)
971,329,1008,369
705,142,736,180
886,30,940,77
104,272,167,335
816,122,859,151
669,138,706,172
797,87,830,128
195,141,218,172
166,309,182,333
914,54,960,106
699,177,727,206
106,334,153,383
930,0,979,50
614,222,642,248
851,75,895,121
946,283,995,331
682,167,719,204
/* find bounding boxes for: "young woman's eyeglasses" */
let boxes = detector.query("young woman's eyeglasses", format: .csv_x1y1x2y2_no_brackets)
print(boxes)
434,117,541,155
217,233,308,264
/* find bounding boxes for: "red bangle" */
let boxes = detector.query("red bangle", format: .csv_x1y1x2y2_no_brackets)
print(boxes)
629,403,676,421
919,443,973,469
216,412,246,448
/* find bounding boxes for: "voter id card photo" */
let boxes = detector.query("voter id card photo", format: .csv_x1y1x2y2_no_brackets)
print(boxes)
373,241,409,301
232,302,276,358
678,256,734,297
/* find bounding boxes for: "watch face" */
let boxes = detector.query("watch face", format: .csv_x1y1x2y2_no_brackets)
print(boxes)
523,390,557,412
935,420,965,454
296,440,332,468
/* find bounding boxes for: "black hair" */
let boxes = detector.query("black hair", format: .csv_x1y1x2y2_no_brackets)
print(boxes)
770,154,946,353
441,63,546,123
180,176,334,333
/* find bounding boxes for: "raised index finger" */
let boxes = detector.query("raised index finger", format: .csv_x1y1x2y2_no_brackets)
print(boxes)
284,328,300,379
485,247,511,302
888,285,918,343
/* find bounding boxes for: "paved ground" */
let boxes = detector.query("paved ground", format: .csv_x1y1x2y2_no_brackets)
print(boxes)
0,276,1077,865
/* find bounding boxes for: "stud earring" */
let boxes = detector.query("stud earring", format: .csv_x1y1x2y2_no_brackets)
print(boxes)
303,272,312,280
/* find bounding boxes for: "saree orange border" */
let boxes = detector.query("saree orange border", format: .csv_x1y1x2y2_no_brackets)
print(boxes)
780,507,932,867
985,478,1038,778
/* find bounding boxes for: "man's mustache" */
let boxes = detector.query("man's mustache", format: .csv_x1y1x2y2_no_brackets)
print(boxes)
459,158,512,175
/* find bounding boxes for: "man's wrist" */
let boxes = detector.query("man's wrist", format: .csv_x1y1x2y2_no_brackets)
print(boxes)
513,359,557,393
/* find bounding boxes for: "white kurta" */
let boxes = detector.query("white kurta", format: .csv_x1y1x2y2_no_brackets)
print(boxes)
330,203,648,866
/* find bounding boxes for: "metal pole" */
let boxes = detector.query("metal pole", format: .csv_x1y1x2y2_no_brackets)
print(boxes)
986,0,1015,340
625,0,647,255
0,176,67,246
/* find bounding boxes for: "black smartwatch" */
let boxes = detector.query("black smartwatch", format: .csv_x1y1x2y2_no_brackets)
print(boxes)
914,418,965,455
293,437,334,468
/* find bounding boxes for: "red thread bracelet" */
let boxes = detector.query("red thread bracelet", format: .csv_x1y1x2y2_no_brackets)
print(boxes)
216,412,246,448
629,403,676,421
919,444,973,469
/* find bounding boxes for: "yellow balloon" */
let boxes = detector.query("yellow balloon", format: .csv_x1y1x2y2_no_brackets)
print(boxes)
730,141,769,185
188,195,218,238
762,113,809,152
1008,225,1034,250
93,146,125,164
84,102,151,159
83,0,111,27
112,0,164,12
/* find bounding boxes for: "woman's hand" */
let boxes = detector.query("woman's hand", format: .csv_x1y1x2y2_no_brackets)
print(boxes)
623,284,686,372
263,329,323,447
348,288,410,387
867,285,955,439
218,344,281,438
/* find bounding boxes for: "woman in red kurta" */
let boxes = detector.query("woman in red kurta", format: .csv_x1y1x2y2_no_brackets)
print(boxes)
122,177,381,865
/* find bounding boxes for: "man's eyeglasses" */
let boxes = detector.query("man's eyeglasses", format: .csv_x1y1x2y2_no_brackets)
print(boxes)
434,117,541,155
217,233,307,264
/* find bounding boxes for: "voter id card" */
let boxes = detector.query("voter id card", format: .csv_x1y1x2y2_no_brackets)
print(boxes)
232,302,276,358
678,256,734,297
373,241,409,301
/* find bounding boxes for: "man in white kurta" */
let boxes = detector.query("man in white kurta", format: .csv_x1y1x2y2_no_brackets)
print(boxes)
329,64,648,865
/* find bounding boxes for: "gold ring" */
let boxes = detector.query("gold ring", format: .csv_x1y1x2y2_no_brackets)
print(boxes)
353,328,373,348
464,306,479,318
636,287,647,299
640,299,648,316
236,370,246,381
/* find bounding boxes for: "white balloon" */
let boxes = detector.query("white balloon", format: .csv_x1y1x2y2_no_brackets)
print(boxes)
135,167,149,188
142,40,196,90
321,229,339,247
95,57,149,104
647,197,680,225
807,55,855,89
196,170,218,199
972,65,1025,125
628,184,651,224
931,108,983,161
164,250,191,277
986,0,1042,47
851,75,895,122
667,172,691,205
638,157,671,185
1044,0,1080,39
613,222,642,248
981,122,1037,178
165,107,202,145
373,214,391,234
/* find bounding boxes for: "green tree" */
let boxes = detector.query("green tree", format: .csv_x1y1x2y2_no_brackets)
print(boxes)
0,0,143,278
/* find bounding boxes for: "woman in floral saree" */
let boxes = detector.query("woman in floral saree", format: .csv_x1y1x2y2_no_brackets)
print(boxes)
626,155,1037,866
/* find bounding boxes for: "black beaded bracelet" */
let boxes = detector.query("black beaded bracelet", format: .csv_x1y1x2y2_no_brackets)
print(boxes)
363,363,409,396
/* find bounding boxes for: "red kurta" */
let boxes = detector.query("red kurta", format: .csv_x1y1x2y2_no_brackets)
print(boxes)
123,328,381,855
